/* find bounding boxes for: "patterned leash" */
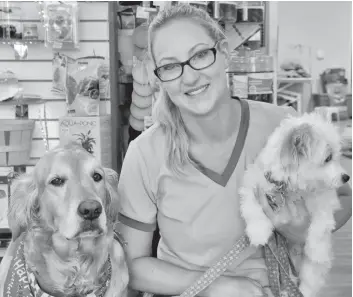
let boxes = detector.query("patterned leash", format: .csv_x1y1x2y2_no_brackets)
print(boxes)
177,235,250,297
143,233,303,297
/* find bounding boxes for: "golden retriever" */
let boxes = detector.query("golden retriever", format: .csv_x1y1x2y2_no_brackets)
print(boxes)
0,144,129,297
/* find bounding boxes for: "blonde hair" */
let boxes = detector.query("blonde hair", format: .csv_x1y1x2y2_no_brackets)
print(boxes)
148,4,227,175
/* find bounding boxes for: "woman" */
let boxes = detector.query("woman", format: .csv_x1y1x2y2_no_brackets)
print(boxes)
117,4,352,297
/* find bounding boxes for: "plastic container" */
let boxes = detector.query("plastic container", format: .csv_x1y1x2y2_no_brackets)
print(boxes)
247,54,274,103
227,54,249,99
118,29,134,74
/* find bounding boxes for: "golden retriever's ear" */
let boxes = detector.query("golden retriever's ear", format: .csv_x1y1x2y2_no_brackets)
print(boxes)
8,173,39,240
103,168,120,223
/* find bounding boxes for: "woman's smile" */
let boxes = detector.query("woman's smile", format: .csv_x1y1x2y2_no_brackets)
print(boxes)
185,84,210,97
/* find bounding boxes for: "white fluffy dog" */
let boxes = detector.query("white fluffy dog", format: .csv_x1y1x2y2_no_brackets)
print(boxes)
239,112,350,297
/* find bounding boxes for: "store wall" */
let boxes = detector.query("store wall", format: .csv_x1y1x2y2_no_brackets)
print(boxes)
0,2,110,169
277,1,352,93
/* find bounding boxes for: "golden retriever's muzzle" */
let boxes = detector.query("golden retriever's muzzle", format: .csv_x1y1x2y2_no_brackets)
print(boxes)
76,200,104,236
78,200,103,221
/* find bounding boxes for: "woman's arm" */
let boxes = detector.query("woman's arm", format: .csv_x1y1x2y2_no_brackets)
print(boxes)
120,223,214,296
333,182,352,232
264,183,352,244
119,224,264,297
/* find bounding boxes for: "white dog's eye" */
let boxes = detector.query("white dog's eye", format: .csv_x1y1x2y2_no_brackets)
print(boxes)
325,154,332,163
50,177,65,187
93,172,103,182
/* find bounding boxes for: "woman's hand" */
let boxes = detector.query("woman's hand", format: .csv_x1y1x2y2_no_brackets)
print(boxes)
204,276,270,297
262,191,310,244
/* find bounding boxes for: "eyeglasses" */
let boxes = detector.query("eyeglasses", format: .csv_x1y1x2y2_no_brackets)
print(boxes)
154,42,218,82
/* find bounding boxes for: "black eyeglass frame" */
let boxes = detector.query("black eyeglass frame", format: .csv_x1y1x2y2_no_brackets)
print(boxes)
153,42,219,82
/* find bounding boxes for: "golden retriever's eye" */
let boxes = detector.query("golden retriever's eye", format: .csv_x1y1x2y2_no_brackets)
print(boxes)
93,172,103,182
325,154,332,163
50,177,65,187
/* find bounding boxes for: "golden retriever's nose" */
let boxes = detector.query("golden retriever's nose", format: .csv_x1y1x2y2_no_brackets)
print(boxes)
77,200,103,221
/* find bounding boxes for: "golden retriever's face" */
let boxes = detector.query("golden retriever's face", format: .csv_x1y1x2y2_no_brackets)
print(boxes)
9,145,120,240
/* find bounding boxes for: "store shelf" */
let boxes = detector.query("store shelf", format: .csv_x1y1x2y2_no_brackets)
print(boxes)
0,97,45,106
277,77,312,83
0,39,42,45
227,22,262,50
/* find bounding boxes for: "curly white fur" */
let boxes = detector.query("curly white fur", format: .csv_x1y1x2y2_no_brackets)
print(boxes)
239,112,349,297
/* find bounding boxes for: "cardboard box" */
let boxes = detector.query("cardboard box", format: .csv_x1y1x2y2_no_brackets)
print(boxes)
59,116,112,168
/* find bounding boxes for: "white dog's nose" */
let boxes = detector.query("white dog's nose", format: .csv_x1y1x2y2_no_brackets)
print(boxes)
78,200,102,221
341,174,350,184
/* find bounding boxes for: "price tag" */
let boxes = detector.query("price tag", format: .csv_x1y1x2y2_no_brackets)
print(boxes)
136,6,150,19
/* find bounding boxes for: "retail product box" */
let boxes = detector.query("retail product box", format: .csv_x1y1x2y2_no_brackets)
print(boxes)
0,167,13,230
58,116,112,168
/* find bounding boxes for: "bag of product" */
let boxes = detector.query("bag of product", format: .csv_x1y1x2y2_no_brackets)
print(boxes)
41,1,79,50
52,52,75,95
66,56,105,116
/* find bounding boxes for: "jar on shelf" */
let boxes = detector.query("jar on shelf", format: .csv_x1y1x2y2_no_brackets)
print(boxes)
227,53,250,99
0,5,22,40
247,54,274,103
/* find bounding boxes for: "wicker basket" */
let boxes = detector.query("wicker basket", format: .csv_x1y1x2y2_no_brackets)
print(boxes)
0,119,35,166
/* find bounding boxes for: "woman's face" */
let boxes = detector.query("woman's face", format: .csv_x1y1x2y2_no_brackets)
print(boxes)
152,19,229,117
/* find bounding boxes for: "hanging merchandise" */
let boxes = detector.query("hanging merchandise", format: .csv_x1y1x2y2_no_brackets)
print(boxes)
0,5,22,40
135,3,157,27
118,29,134,75
117,6,136,29
129,113,145,132
130,102,152,121
130,56,154,132
66,56,104,116
0,70,20,102
131,91,152,109
41,1,79,50
132,58,150,85
98,60,110,99
133,80,153,97
132,23,148,49
52,52,75,95
23,24,39,40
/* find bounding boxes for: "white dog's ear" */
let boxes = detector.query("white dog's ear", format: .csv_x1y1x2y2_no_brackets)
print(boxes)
103,168,120,223
8,173,39,240
281,123,314,168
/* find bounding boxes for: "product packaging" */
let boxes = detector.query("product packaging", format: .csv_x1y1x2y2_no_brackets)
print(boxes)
66,56,105,116
41,1,79,50
52,52,75,95
59,116,112,168
0,6,22,40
